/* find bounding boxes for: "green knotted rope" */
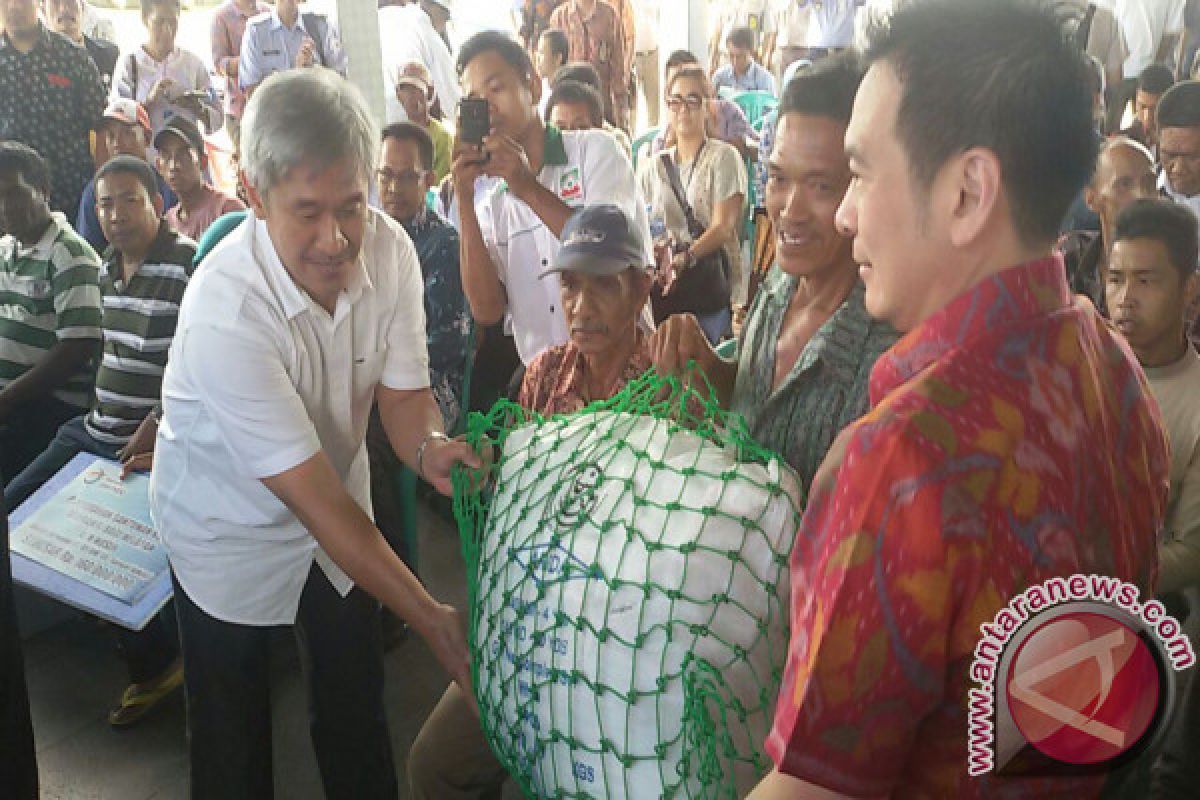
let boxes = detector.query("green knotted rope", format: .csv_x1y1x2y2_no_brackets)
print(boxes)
452,367,804,799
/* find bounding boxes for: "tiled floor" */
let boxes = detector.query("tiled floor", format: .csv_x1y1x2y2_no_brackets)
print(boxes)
18,501,496,800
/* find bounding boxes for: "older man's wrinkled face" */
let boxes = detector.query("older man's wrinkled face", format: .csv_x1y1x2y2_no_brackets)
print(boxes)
560,269,651,357
1085,142,1156,236
766,112,853,279
246,156,368,314
1161,126,1200,198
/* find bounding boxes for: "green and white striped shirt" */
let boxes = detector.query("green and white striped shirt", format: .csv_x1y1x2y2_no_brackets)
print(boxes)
85,222,195,446
0,212,103,409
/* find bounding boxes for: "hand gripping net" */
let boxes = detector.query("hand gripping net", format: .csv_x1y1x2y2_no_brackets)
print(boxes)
452,369,804,799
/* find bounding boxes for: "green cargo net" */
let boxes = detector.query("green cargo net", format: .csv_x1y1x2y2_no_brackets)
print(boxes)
453,368,804,799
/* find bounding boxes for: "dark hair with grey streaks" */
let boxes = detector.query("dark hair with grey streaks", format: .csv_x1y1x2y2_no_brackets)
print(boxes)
240,68,376,198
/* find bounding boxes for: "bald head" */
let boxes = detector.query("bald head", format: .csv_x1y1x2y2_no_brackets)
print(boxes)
1086,137,1157,238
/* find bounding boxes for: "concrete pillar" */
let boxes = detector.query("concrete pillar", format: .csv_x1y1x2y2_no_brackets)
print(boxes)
320,0,387,130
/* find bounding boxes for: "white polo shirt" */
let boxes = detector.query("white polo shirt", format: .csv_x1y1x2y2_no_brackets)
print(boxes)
1112,0,1185,79
476,125,650,365
150,210,429,625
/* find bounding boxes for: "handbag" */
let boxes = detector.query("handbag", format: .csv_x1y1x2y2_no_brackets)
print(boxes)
652,145,732,321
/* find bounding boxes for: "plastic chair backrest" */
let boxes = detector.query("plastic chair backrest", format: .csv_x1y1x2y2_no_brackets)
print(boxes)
631,126,661,173
727,90,778,129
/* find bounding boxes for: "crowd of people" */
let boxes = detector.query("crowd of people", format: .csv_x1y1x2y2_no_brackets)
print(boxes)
1,0,1199,798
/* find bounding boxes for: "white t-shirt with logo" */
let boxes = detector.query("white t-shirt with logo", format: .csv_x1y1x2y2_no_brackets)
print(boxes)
476,126,651,365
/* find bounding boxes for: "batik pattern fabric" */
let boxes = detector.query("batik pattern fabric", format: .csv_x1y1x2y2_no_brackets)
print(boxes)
404,209,471,433
518,335,652,417
766,256,1170,798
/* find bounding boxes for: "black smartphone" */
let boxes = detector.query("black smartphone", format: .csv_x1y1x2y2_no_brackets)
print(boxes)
458,97,490,145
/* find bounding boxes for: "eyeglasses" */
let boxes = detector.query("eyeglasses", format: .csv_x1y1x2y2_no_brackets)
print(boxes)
666,94,704,112
376,168,424,189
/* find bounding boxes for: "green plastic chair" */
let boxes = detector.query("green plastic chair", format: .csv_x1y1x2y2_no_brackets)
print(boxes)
395,321,477,570
631,126,661,173
715,338,737,360
722,89,778,130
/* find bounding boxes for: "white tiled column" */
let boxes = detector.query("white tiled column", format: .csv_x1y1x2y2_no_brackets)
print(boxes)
319,0,387,130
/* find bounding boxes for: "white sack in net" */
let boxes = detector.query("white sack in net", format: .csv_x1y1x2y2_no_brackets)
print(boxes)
473,410,802,798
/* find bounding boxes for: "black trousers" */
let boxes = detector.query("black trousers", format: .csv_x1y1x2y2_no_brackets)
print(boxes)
172,566,396,800
0,501,38,799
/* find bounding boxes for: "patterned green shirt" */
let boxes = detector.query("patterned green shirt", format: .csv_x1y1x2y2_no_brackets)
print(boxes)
85,221,195,446
0,212,103,408
730,269,898,495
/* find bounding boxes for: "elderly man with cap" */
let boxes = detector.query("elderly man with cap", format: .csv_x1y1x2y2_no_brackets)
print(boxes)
517,204,653,413
76,98,178,252
409,205,652,798
393,60,454,182
156,115,244,241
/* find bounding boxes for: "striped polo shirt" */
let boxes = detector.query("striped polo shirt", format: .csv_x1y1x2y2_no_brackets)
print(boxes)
0,212,103,409
85,221,195,446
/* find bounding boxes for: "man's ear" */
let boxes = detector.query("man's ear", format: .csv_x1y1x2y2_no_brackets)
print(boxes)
240,170,267,219
944,147,1003,250
1184,269,1200,316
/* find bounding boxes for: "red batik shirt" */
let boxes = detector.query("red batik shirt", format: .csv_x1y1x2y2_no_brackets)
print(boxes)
766,256,1169,798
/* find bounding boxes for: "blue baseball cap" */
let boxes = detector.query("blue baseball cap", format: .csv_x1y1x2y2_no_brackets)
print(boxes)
543,204,649,278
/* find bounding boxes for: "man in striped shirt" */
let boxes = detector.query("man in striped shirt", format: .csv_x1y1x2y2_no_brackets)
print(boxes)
0,142,103,488
5,154,194,728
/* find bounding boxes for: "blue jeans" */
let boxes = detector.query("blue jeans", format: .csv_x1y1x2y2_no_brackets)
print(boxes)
5,415,177,684
4,415,119,512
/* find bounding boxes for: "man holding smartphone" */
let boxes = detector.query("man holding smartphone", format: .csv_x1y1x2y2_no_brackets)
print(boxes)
451,30,649,369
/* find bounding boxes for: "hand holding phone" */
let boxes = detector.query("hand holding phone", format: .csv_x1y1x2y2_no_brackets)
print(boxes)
457,97,490,146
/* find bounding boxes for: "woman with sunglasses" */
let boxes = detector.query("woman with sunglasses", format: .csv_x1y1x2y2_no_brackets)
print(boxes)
637,65,747,342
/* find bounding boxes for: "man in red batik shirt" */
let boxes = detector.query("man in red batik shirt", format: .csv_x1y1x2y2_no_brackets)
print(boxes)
748,2,1171,798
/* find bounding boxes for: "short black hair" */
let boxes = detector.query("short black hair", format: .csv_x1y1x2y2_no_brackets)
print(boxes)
1115,198,1199,277
456,30,533,84
553,61,602,92
778,52,863,124
381,121,435,171
0,141,51,196
863,0,1097,247
95,155,160,202
1138,64,1176,96
540,28,569,66
139,0,179,19
726,26,755,51
544,80,604,127
1156,80,1200,129
664,49,700,79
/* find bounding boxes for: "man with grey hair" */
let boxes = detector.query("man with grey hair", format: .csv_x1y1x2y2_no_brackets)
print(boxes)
149,67,477,798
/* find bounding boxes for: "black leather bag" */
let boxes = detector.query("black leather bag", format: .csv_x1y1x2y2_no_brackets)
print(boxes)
651,146,732,321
